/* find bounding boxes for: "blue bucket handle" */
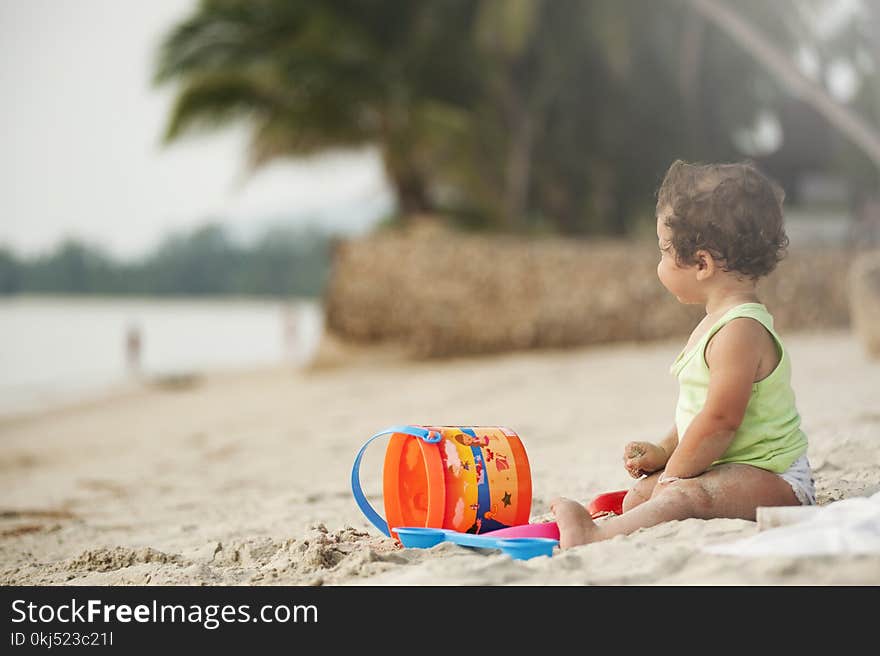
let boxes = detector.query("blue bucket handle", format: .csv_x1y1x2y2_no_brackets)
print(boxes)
351,425,442,536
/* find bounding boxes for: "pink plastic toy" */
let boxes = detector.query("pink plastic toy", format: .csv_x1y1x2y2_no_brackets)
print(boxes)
482,489,628,540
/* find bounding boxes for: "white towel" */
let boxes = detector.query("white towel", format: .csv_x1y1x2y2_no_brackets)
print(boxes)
703,491,880,557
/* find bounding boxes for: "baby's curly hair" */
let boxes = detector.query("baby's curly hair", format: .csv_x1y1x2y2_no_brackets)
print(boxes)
656,159,789,280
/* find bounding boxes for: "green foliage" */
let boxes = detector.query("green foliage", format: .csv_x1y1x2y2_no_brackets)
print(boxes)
2,224,331,298
144,224,242,295
154,0,876,236
231,225,329,296
0,247,21,293
21,240,117,294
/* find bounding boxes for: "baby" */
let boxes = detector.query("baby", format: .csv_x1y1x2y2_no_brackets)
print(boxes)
551,159,815,549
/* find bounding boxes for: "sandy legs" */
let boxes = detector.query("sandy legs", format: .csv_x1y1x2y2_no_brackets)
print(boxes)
622,470,663,513
550,463,799,549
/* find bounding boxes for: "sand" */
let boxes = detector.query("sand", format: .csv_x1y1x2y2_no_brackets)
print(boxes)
1,329,879,586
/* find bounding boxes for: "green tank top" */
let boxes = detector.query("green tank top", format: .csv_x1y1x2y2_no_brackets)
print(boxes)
670,302,807,473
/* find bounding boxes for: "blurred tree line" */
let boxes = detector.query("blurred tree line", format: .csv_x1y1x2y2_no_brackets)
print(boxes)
155,0,880,237
0,224,331,297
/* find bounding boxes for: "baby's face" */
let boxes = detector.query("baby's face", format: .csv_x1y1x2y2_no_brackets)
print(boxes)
656,209,702,304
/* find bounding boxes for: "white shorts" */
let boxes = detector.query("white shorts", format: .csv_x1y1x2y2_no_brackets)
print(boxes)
779,454,816,506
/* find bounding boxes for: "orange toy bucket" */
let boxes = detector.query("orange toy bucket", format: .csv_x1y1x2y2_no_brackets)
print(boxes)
351,425,532,541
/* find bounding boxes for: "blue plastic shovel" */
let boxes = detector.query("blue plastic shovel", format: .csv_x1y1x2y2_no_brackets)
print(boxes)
393,526,558,560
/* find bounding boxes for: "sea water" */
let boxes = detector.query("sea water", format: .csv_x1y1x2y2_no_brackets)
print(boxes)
0,295,323,415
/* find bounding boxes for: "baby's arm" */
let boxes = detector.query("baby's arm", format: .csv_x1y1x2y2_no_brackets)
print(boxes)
657,426,679,460
661,319,763,481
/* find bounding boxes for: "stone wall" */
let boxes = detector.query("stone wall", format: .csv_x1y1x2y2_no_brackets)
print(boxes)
323,221,853,359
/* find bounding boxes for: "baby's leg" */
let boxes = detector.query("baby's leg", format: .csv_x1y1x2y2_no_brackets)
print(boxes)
552,463,798,549
622,471,662,512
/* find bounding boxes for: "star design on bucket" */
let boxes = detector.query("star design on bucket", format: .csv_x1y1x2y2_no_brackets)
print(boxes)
502,491,512,507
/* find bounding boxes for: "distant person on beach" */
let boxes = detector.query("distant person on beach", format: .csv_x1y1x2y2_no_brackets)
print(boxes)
283,304,300,363
125,323,142,377
551,159,816,548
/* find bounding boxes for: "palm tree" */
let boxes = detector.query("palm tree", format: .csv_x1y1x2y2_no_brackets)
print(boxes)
154,0,877,236
154,0,480,219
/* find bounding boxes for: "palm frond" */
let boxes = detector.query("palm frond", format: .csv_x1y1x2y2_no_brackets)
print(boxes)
162,73,282,142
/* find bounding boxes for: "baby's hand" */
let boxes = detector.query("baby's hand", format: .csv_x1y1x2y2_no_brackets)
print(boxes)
623,441,668,478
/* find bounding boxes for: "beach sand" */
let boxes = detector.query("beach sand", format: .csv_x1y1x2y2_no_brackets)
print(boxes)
1,329,878,585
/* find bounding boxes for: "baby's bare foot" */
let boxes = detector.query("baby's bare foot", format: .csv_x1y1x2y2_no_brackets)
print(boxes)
550,497,601,549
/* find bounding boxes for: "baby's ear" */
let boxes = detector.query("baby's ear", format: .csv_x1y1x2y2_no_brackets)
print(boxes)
694,249,717,279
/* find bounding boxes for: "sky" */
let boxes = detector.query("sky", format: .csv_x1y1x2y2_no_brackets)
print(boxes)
0,0,394,259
